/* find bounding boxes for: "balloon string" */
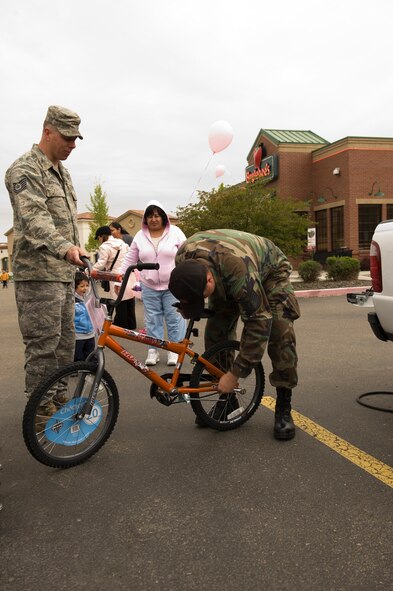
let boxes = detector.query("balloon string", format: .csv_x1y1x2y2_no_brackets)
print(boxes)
189,153,214,202
215,173,240,185
221,168,242,184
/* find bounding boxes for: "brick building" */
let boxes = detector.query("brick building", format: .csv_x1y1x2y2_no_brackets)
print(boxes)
246,129,393,264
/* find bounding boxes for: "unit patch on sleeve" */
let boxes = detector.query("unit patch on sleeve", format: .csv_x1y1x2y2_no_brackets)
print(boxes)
13,177,28,193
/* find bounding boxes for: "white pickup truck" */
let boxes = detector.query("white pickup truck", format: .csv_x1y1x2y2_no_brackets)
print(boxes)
347,220,393,341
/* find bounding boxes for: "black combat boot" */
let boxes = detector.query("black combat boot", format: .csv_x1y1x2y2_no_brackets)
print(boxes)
274,387,295,440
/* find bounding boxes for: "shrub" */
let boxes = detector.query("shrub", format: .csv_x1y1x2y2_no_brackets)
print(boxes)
298,260,322,282
326,256,360,281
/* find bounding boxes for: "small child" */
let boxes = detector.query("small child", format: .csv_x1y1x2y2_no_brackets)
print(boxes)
74,271,96,361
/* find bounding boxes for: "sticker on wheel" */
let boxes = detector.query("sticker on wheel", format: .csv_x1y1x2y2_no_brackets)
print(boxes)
44,397,103,446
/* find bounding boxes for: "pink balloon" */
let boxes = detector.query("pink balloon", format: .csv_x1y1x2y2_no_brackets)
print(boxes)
208,120,234,154
215,165,226,178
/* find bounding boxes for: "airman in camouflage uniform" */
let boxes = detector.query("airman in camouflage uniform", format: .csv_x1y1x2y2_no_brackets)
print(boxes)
5,106,88,396
169,229,301,439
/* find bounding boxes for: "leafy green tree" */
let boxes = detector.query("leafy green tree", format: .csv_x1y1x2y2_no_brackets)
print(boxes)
85,183,110,251
176,180,310,256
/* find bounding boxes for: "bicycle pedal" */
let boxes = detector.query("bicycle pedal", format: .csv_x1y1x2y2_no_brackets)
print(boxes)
149,382,172,406
154,392,173,406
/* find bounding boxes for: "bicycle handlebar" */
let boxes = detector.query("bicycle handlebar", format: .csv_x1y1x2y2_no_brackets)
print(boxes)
80,256,159,308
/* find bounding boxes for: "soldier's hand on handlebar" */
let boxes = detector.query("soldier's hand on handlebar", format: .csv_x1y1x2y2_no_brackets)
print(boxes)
65,246,88,267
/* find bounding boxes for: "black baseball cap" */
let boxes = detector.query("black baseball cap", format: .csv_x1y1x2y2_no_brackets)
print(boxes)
95,226,112,239
169,260,207,319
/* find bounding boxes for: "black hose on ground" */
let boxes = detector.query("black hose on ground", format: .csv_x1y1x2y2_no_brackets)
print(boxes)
356,392,393,413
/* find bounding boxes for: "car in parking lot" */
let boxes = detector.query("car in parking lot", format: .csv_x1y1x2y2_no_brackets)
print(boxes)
347,219,393,342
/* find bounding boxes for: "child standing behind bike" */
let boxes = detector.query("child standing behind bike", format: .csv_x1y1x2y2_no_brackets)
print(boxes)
74,271,95,361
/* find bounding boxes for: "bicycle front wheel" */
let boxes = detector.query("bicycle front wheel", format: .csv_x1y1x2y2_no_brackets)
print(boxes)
190,340,264,431
23,362,119,468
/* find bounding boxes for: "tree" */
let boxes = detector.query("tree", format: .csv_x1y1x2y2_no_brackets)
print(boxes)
85,183,110,251
176,180,310,257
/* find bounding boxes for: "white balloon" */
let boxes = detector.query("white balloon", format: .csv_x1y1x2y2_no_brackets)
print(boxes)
208,120,234,154
215,164,226,178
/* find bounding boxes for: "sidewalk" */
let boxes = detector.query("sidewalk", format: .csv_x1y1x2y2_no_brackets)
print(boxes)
291,270,371,299
290,270,371,282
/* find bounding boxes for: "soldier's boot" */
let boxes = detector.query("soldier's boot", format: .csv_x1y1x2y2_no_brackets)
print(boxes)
53,379,69,405
53,391,69,405
35,401,57,436
274,387,295,440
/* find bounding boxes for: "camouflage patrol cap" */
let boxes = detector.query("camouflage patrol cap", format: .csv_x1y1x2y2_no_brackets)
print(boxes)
45,105,83,139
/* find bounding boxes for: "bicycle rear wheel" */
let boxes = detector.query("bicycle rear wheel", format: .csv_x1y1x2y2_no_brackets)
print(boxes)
23,362,119,468
190,340,264,431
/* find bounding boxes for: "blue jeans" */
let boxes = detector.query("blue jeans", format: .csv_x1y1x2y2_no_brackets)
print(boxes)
141,285,186,345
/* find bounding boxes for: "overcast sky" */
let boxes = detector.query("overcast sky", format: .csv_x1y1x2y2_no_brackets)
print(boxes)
1,0,393,238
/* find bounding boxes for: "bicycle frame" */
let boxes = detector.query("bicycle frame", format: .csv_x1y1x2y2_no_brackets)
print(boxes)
96,316,224,396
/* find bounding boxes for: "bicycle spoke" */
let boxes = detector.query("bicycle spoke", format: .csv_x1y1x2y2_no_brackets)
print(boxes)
190,341,264,431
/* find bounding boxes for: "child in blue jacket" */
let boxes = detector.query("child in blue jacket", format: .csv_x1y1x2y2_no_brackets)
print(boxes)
74,271,95,361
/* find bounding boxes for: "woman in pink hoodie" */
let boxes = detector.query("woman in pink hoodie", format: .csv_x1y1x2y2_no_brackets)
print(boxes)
120,201,186,366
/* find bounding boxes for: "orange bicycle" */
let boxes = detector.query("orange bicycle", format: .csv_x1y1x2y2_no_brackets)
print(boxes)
23,258,265,468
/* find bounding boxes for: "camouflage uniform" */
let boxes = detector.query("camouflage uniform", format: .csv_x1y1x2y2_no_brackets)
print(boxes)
5,109,81,394
175,229,300,389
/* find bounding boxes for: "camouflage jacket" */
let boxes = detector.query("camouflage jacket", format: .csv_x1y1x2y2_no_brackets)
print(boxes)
5,144,80,281
175,229,299,378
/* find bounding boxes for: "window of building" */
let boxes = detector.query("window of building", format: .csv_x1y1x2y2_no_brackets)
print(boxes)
315,209,328,250
386,204,393,220
358,204,382,249
330,206,344,250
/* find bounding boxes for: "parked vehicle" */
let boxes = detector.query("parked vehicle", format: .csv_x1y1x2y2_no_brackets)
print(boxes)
347,220,393,342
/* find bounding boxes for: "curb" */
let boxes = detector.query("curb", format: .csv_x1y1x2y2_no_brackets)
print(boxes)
295,285,371,299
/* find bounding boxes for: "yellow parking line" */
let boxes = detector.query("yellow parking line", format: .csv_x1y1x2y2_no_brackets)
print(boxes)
262,396,393,489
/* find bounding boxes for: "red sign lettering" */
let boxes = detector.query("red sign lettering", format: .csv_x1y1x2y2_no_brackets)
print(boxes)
246,162,272,184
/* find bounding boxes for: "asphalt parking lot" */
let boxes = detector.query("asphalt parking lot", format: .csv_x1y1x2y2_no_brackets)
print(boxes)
0,284,392,591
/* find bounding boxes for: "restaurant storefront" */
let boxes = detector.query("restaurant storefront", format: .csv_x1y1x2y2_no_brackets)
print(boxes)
246,129,393,264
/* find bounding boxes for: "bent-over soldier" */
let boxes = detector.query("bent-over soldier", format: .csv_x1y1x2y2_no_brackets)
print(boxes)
169,229,300,440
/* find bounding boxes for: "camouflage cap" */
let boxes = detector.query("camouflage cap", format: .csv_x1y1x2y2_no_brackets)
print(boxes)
45,105,83,139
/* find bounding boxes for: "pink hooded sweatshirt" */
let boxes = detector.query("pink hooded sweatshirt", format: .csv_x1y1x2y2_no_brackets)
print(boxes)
120,200,186,291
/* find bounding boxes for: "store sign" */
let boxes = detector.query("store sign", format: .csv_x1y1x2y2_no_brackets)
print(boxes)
246,155,278,183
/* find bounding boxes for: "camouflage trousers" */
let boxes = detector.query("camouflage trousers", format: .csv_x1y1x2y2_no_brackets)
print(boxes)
205,274,300,390
14,281,75,395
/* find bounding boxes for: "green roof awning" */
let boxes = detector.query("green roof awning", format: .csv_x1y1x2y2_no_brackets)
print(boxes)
262,129,328,144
